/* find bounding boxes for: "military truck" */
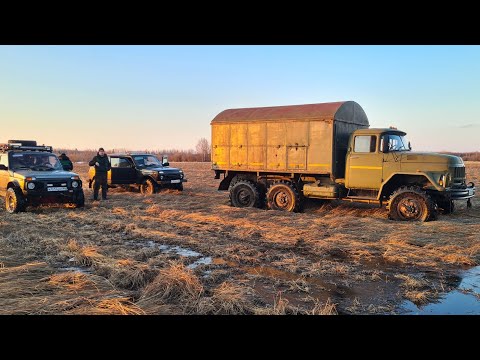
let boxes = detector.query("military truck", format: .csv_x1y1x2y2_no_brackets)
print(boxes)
211,101,475,221
0,140,85,213
88,153,186,194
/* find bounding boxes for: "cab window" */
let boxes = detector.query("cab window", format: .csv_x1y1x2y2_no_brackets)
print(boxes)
111,157,131,168
110,158,120,168
118,158,132,168
0,154,8,167
354,136,377,153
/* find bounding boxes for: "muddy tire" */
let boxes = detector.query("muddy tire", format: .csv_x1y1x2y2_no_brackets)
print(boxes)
140,178,156,195
387,186,437,222
72,190,85,208
5,187,26,214
266,181,301,212
229,180,261,208
437,199,455,214
173,183,184,191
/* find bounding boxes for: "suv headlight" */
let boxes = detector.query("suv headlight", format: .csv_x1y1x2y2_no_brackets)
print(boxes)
27,182,36,190
72,180,79,188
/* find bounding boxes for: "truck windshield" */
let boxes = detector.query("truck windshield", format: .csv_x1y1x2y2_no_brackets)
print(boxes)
9,153,64,171
383,134,411,152
133,155,162,168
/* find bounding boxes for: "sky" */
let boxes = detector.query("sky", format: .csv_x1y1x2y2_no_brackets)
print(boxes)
0,45,479,152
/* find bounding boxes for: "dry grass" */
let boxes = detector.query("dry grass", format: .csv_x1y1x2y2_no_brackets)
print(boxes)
0,161,479,314
137,261,203,313
309,298,338,315
48,272,95,291
94,298,145,315
210,282,252,315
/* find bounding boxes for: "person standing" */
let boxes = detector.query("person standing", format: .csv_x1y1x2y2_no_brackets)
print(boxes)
59,153,73,171
89,147,111,201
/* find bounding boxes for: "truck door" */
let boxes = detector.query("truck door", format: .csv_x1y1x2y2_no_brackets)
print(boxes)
110,157,136,184
346,135,383,190
0,154,9,192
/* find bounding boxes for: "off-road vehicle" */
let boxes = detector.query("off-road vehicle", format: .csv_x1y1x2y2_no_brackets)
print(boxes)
88,153,187,194
211,101,475,221
0,140,85,213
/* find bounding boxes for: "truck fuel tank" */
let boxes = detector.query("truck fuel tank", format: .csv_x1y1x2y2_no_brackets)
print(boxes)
302,182,340,199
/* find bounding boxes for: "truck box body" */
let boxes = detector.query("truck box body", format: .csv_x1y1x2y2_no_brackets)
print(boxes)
211,101,369,179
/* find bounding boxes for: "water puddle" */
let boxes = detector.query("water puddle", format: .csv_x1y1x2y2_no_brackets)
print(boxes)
401,266,480,315
211,257,341,294
129,240,210,269
187,257,213,269
59,266,92,274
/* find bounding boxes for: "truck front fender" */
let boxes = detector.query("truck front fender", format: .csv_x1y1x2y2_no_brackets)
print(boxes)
379,172,443,200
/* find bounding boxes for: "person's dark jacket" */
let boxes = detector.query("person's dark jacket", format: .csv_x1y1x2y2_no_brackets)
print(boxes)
59,154,73,171
89,153,111,174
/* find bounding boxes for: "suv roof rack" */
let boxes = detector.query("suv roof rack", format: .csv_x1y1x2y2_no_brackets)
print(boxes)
0,142,53,153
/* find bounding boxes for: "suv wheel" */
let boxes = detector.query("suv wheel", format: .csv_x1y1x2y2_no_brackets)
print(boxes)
140,178,156,195
73,190,85,208
5,187,26,214
174,183,184,191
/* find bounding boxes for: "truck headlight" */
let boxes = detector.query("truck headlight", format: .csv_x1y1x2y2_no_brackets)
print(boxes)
27,182,36,190
439,174,447,187
72,180,79,188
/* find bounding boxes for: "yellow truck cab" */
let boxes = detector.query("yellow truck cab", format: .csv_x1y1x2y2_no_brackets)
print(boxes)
211,101,475,221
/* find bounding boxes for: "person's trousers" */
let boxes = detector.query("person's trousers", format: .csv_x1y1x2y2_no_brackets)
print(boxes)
93,173,108,200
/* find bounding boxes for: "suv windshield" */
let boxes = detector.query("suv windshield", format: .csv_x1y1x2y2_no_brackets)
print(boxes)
382,134,411,152
132,155,162,168
9,153,64,171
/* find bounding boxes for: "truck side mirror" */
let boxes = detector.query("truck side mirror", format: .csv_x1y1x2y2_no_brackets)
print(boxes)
408,141,412,150
0,164,8,171
163,162,170,167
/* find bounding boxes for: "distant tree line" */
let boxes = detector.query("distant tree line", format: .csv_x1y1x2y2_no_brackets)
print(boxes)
56,138,212,163
442,152,480,161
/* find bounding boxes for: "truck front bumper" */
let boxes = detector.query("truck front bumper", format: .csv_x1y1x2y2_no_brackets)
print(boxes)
447,182,475,200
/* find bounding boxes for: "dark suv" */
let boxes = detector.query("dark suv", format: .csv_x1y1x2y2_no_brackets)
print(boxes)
0,140,85,213
88,153,187,194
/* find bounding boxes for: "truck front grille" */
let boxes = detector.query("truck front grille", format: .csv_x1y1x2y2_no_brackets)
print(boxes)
450,166,465,180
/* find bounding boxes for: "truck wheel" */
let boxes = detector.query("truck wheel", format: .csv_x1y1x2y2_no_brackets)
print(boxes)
437,199,454,214
73,190,85,208
174,184,184,191
5,187,26,214
266,181,301,212
387,186,437,222
229,180,261,208
140,178,156,195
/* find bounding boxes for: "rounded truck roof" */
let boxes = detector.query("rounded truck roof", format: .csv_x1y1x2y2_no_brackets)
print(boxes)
211,101,369,126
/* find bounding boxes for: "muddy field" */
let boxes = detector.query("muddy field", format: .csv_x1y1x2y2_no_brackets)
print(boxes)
1,162,479,315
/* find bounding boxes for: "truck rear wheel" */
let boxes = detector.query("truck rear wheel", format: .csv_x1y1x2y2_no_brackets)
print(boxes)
140,178,156,195
437,199,455,214
229,180,261,208
5,187,26,214
387,186,437,222
266,181,301,212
